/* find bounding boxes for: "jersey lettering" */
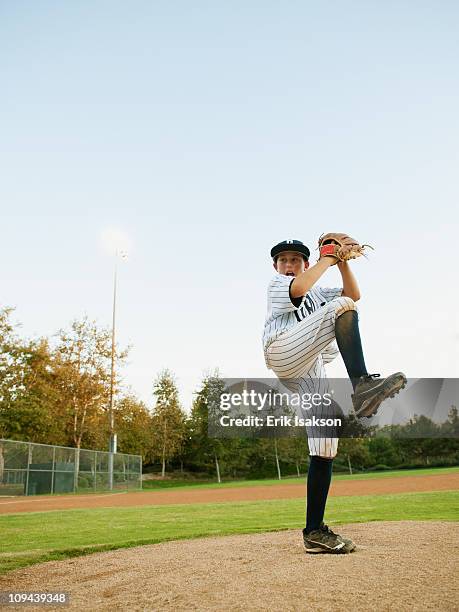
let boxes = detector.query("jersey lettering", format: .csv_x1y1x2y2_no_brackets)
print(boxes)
294,294,317,321
304,295,315,315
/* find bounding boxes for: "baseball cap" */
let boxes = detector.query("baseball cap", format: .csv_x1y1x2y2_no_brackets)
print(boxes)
270,239,310,260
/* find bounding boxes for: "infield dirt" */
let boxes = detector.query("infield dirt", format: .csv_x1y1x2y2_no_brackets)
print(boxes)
0,472,458,514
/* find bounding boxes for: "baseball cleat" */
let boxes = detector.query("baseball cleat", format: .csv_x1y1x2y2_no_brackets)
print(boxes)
352,372,407,419
303,523,352,554
339,535,356,553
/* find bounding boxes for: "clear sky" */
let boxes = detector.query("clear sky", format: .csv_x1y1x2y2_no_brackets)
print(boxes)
1,1,458,411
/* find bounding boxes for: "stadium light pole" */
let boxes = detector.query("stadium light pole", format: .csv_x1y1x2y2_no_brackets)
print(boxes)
108,249,128,490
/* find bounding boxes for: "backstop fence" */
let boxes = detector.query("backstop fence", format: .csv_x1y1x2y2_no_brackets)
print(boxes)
0,438,142,496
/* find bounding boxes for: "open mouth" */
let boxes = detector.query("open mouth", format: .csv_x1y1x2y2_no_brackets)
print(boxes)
286,272,295,276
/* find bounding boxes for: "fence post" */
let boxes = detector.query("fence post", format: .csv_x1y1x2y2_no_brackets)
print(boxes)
94,451,97,493
25,443,32,496
51,446,56,494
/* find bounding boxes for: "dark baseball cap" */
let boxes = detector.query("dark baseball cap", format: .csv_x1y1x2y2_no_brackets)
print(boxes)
270,239,310,260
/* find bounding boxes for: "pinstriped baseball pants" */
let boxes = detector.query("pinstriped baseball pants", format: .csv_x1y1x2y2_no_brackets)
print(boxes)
266,296,357,458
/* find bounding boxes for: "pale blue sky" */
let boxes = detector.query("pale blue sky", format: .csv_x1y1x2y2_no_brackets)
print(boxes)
1,1,458,410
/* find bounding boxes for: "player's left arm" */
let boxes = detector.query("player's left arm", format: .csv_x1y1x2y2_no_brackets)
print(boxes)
337,261,361,301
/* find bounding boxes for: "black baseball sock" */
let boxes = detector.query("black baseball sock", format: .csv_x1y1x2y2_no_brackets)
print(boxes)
334,310,368,390
305,455,333,533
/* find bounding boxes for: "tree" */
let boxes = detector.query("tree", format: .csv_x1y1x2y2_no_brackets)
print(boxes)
115,394,155,460
279,435,309,476
436,407,459,461
368,437,401,467
52,317,127,450
337,438,371,473
0,306,22,413
0,308,62,444
440,406,459,438
186,373,236,482
151,370,186,477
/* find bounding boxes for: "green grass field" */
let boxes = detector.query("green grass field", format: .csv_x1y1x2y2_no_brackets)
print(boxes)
1,488,458,575
141,466,459,490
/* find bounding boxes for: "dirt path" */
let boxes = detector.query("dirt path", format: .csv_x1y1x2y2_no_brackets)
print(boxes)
1,521,457,611
0,472,457,514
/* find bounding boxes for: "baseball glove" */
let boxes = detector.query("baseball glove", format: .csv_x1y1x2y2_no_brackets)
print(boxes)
318,233,373,264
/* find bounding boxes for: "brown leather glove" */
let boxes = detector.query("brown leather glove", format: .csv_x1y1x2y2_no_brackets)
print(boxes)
318,233,373,264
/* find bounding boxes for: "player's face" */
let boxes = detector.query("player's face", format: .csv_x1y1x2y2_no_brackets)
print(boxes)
274,251,309,277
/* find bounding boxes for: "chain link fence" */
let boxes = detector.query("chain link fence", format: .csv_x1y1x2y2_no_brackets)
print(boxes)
0,438,142,496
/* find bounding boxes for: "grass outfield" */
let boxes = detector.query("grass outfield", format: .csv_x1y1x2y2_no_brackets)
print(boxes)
1,489,458,575
141,466,459,490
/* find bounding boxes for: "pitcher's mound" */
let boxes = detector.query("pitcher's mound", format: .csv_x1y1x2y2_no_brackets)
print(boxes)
2,521,458,611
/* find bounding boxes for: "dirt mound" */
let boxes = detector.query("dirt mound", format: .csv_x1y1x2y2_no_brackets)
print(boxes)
1,521,457,611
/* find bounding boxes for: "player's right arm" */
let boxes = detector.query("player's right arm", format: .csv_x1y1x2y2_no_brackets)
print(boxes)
290,258,334,298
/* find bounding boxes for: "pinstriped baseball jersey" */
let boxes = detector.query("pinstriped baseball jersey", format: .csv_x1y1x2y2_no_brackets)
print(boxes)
262,274,342,368
264,292,357,458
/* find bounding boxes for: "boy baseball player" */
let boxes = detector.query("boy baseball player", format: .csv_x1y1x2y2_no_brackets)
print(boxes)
263,238,406,553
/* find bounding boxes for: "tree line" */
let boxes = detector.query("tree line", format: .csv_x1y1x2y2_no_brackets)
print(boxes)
1,307,458,480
